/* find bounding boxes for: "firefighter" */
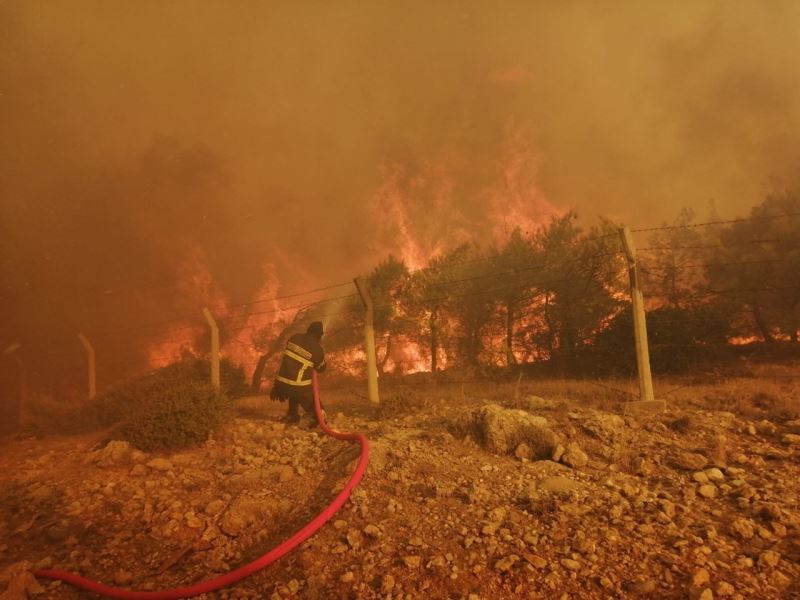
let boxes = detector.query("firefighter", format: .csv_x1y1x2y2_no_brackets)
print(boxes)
269,321,327,425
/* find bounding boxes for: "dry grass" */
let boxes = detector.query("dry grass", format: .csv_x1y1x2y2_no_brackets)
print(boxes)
234,394,278,419
377,388,427,418
20,370,799,443
657,377,800,420
321,372,798,423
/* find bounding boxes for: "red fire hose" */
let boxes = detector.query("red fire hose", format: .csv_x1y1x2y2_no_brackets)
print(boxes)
33,371,370,599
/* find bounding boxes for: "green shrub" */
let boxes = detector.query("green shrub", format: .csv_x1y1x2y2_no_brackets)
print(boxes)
27,359,243,447
116,380,231,451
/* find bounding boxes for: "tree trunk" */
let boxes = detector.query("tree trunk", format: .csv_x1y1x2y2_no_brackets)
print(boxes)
378,334,392,374
668,253,679,309
563,326,576,373
505,302,516,367
250,354,269,392
543,293,555,360
430,309,438,373
471,330,481,367
751,300,775,344
561,302,576,374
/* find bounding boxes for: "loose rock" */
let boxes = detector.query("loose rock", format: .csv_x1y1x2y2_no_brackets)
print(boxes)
698,485,717,499
98,441,133,467
560,558,580,571
561,444,588,469
535,477,582,495
469,404,558,457
626,580,656,594
692,568,710,586
675,452,708,471
494,555,519,572
758,550,780,569
146,458,173,472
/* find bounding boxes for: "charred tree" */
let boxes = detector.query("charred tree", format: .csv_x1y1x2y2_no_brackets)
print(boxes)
505,303,516,367
751,297,775,344
250,354,269,392
429,308,439,373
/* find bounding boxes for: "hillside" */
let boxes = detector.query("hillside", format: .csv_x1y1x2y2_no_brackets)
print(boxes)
1,379,799,599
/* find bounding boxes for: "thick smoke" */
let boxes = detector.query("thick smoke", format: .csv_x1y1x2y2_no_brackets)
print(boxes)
2,1,800,393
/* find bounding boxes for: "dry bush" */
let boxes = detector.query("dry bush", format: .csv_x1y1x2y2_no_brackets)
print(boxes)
668,415,693,433
378,388,427,418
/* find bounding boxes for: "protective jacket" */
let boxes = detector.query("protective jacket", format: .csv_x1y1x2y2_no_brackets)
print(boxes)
272,332,326,399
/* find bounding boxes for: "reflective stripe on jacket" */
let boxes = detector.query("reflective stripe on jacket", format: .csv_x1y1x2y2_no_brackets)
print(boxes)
275,332,326,387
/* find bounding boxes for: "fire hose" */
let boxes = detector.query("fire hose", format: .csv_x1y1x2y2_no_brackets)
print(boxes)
33,371,370,599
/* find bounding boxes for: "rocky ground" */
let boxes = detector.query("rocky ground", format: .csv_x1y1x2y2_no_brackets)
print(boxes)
1,382,799,599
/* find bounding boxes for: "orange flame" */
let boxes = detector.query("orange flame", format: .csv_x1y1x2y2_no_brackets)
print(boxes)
368,163,467,270
484,126,562,242
383,338,431,374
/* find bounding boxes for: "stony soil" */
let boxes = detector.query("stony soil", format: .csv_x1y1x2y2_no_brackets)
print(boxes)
1,385,800,599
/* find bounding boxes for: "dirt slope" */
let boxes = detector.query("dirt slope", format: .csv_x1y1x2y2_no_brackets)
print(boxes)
1,387,799,599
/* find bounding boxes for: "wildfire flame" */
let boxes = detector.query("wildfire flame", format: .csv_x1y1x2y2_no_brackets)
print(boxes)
485,126,563,242
145,127,567,379
368,162,467,270
382,338,431,374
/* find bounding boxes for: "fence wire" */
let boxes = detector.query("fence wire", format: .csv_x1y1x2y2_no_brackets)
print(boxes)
14,211,800,400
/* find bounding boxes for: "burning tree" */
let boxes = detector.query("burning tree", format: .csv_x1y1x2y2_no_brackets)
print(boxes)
359,255,412,374
487,228,540,368
239,197,800,385
640,207,710,310
530,213,625,371
704,191,800,344
435,243,495,370
401,245,475,373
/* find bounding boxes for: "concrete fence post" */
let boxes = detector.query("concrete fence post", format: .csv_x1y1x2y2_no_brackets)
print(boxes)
77,333,96,399
354,277,380,405
619,226,657,407
202,307,220,390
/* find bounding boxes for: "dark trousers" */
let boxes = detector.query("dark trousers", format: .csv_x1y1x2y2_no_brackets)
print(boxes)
287,394,317,422
272,380,324,424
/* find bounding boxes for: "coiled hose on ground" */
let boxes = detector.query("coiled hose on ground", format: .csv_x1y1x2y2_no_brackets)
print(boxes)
34,371,370,599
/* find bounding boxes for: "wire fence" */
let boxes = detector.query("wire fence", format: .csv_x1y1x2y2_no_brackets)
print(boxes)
6,211,800,408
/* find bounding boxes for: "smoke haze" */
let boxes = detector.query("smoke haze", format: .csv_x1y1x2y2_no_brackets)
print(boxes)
2,1,800,391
